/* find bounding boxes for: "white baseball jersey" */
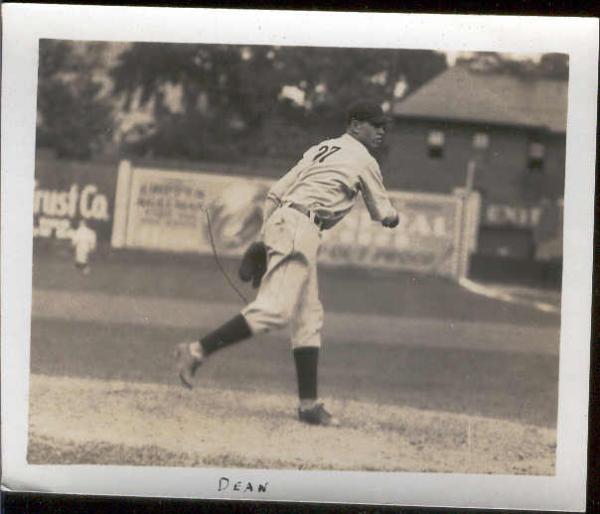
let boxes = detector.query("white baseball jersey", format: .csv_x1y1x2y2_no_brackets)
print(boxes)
242,132,396,349
71,224,97,263
266,133,395,230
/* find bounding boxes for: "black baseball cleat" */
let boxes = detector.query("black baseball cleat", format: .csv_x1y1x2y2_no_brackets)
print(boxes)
298,402,340,427
175,342,204,389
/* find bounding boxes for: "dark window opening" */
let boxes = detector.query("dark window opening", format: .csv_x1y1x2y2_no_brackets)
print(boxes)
427,130,445,159
527,142,545,171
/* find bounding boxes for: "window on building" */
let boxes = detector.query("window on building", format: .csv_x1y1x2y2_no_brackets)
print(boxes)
473,132,490,150
427,130,445,158
527,142,545,171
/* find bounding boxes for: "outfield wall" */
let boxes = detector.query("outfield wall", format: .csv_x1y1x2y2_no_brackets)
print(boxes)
112,161,479,279
30,155,559,282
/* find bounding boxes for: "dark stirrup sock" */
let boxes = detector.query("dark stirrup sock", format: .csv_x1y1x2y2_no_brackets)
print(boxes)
293,347,319,401
200,314,252,356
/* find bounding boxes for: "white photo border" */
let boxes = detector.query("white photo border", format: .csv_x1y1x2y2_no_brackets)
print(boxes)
2,4,598,511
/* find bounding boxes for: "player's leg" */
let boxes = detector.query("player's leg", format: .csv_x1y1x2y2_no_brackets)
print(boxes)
175,310,253,388
75,259,88,274
241,207,316,334
291,263,323,405
176,208,311,388
75,246,91,274
176,251,308,388
290,259,338,426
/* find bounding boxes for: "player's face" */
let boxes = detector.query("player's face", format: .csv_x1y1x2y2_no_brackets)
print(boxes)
352,120,387,151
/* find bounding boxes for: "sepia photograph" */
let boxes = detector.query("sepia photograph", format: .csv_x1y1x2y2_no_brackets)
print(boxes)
28,39,565,475
2,5,597,511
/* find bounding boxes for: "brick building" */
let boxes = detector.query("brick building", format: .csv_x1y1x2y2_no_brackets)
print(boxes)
385,63,567,280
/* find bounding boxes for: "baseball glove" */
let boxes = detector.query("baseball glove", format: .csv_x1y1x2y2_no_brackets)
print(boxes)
238,241,267,288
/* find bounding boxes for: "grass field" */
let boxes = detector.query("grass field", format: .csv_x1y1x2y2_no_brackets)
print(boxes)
27,244,561,474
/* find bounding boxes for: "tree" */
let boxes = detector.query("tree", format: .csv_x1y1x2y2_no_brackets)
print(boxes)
37,40,115,159
110,43,447,160
456,51,569,80
111,43,285,159
538,53,569,79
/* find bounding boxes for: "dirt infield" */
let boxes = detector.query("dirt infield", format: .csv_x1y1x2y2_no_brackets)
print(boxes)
28,374,556,475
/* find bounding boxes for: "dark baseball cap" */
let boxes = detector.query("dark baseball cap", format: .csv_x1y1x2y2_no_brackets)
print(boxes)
347,100,391,126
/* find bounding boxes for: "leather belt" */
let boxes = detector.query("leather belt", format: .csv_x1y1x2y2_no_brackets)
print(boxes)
286,202,323,230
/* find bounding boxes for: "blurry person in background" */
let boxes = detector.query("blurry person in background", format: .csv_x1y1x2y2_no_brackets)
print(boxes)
71,218,97,275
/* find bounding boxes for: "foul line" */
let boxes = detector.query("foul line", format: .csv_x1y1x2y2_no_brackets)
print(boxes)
458,277,560,314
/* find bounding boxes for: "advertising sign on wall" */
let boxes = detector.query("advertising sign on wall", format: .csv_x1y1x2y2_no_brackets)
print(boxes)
112,162,473,278
118,167,271,254
483,203,543,228
33,181,111,239
319,193,462,276
480,199,563,260
33,156,116,240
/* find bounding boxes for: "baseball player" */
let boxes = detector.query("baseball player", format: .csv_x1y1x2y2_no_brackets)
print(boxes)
71,218,97,275
176,100,399,426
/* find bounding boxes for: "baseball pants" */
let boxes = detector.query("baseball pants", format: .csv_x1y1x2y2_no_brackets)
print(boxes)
241,206,324,349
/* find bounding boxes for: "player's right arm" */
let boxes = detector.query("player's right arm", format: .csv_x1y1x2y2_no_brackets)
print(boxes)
359,161,399,228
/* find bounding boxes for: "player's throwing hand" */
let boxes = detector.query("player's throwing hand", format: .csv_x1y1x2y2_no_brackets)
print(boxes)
382,210,400,228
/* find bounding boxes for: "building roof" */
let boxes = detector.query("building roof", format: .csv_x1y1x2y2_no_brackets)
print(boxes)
393,65,568,133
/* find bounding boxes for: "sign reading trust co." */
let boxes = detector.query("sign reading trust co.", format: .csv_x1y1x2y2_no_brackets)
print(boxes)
33,180,110,238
